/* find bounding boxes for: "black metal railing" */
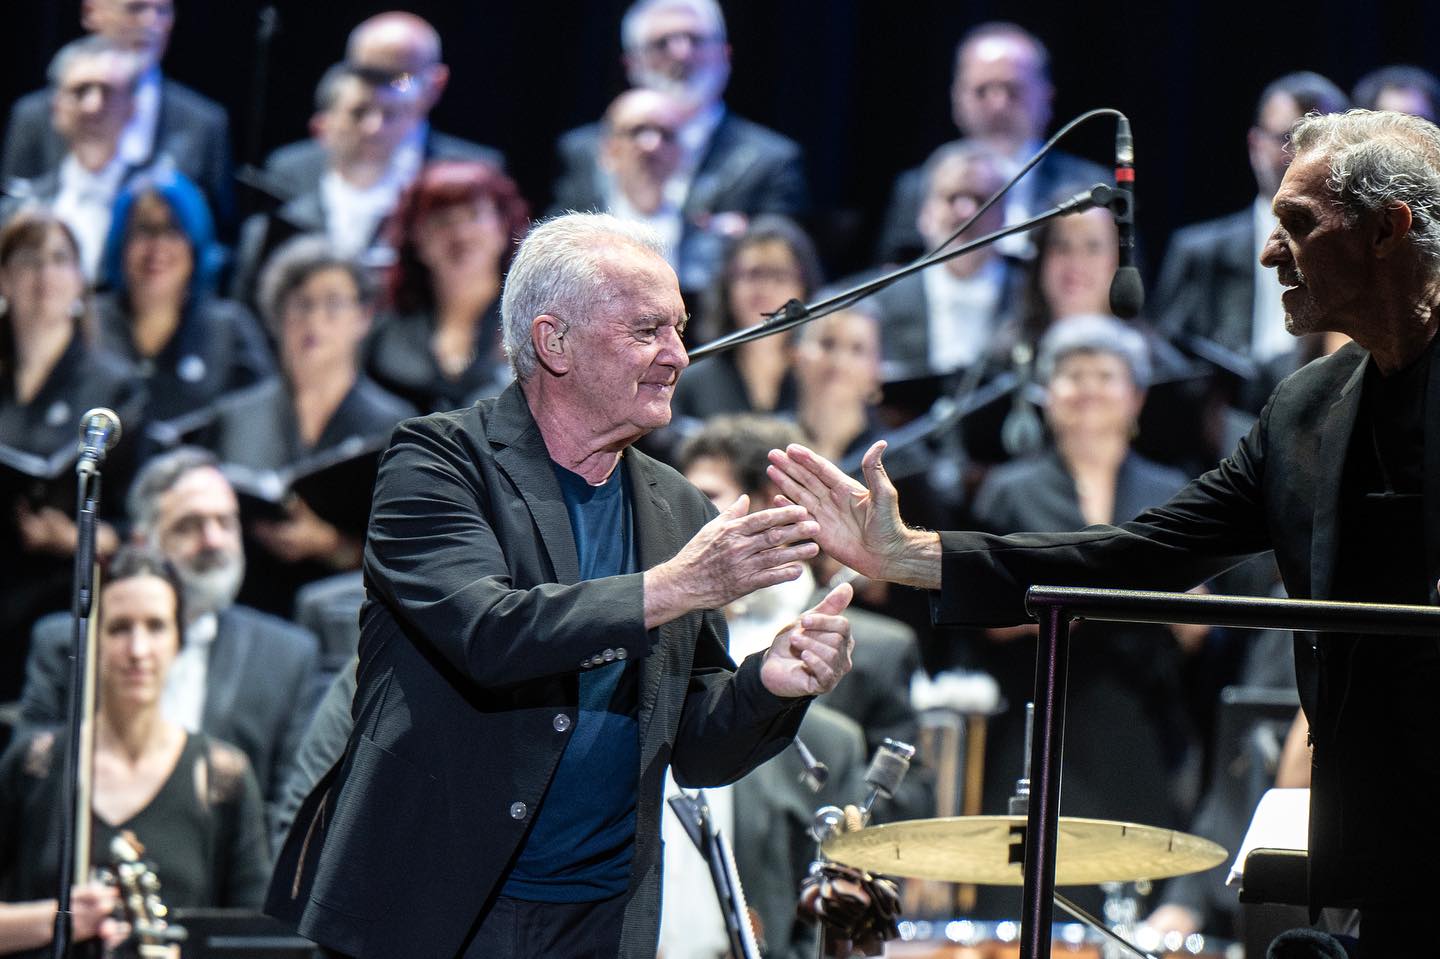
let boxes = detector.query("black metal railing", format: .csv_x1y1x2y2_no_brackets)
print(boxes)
1015,586,1440,959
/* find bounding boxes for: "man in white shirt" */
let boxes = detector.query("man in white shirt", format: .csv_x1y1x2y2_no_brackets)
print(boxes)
873,141,1018,381
2,0,237,234
1153,72,1350,412
552,0,808,293
43,36,145,280
261,11,505,203
231,63,423,306
598,89,687,267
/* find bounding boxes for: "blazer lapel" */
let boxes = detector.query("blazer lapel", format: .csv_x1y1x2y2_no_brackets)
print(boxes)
1310,357,1368,600
487,384,580,585
201,611,242,731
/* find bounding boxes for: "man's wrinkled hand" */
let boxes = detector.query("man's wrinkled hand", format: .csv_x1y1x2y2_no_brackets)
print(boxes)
760,582,854,697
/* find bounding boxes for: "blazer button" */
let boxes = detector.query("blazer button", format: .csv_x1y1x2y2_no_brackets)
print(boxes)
553,713,571,732
510,801,528,820
602,648,616,662
615,648,627,660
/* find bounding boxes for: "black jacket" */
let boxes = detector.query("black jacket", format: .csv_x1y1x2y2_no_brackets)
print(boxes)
931,340,1440,913
266,383,811,958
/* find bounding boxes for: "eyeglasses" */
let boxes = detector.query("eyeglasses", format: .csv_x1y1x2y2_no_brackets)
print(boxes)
729,266,802,286
284,295,361,318
615,122,678,144
6,249,79,272
638,30,721,58
128,221,186,243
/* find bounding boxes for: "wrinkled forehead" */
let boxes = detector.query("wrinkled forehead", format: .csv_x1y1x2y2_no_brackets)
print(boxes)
593,244,682,312
959,35,1043,83
157,466,238,521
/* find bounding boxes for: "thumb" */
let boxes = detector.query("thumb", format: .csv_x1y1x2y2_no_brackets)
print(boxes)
811,581,854,616
723,493,750,517
859,440,897,504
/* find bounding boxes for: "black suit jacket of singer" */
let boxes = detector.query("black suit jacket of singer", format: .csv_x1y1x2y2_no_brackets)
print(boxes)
930,339,1440,915
266,382,810,959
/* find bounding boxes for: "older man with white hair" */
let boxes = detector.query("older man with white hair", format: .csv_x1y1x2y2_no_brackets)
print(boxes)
770,110,1440,955
268,212,855,959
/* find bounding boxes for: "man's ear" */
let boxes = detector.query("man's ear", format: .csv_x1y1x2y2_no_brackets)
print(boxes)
80,0,98,32
531,314,571,375
1374,201,1415,259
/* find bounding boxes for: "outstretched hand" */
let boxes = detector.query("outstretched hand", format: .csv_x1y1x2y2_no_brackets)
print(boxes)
761,582,855,697
766,442,939,589
644,495,821,629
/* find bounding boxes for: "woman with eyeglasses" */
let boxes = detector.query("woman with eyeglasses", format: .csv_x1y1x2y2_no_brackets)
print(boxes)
670,216,823,424
366,161,530,413
202,235,415,612
0,209,141,692
0,547,269,957
97,169,273,423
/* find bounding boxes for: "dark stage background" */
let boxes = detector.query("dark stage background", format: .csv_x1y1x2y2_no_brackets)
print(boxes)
4,0,1438,278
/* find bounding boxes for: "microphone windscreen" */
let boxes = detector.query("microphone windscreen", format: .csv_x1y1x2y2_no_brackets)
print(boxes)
1109,266,1145,319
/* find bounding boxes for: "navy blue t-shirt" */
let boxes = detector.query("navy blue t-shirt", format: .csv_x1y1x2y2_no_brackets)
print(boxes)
501,459,641,901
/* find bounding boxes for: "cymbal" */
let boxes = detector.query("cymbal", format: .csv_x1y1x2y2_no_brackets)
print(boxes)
821,815,1227,886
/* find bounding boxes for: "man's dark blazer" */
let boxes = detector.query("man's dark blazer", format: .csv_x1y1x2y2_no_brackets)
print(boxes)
1152,207,1256,355
875,147,1106,265
2,77,235,231
260,130,505,203
733,703,866,959
551,110,808,290
18,604,320,814
929,340,1440,915
265,383,811,958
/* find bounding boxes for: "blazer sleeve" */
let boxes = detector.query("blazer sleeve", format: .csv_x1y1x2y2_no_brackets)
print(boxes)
362,417,655,688
670,628,811,788
934,401,1273,626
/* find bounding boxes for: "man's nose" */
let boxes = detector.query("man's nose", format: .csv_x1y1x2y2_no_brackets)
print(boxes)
1259,227,1286,268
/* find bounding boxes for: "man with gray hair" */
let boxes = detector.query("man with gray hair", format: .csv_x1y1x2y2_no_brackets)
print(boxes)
0,36,147,279
770,110,1440,954
17,446,321,824
268,212,856,959
552,0,808,293
1,0,236,233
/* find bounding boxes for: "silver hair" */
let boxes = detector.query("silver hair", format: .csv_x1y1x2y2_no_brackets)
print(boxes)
620,0,727,52
1291,109,1440,272
47,34,144,91
1036,313,1152,389
127,446,222,534
256,233,377,337
920,138,1016,196
500,212,669,381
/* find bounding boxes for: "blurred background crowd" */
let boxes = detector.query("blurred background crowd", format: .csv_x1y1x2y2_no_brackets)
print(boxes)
0,0,1432,955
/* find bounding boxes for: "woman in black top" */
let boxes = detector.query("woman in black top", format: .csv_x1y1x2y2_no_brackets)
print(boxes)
205,235,415,612
0,547,269,957
366,161,529,412
97,168,274,423
0,210,140,690
670,216,823,424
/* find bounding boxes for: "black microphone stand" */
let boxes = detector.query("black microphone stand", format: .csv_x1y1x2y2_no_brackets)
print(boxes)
51,455,109,958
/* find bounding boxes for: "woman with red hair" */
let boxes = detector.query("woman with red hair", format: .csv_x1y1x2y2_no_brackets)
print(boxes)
366,161,530,412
